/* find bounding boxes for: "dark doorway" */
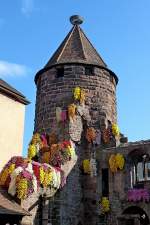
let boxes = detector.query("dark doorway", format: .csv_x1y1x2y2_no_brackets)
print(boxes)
102,168,109,197
0,214,22,225
123,206,149,225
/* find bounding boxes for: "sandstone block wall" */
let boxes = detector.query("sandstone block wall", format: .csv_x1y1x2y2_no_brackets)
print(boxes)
34,64,117,133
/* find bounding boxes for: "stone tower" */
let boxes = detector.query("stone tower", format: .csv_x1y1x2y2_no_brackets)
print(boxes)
34,15,118,134
34,16,118,225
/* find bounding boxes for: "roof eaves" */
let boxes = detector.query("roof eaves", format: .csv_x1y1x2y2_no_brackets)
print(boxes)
35,62,118,85
0,86,30,105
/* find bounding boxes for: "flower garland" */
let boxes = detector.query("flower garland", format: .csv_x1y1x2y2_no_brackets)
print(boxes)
100,197,110,214
109,153,125,173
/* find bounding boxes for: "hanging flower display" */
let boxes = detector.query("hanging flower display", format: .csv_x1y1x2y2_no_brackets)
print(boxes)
109,154,117,173
61,110,67,122
28,144,37,159
83,159,91,174
0,121,77,200
0,156,28,188
115,153,125,170
74,87,81,100
68,104,76,121
102,128,111,144
48,132,58,146
127,189,150,202
41,134,48,147
8,162,38,200
80,89,86,104
112,124,120,137
100,197,110,214
0,157,64,200
41,151,51,164
56,107,62,123
86,127,96,143
31,133,42,145
109,154,125,173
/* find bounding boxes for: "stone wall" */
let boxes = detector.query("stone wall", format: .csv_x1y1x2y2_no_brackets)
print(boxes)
33,63,117,225
97,142,150,225
34,64,117,133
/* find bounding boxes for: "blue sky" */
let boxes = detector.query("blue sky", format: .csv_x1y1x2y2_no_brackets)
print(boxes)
0,0,150,155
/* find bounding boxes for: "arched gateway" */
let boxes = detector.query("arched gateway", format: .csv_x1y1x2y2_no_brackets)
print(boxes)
118,206,150,225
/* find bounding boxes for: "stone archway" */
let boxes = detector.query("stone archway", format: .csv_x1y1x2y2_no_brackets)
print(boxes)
122,206,149,225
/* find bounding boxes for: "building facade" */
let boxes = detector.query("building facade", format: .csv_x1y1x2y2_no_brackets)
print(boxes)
0,79,29,170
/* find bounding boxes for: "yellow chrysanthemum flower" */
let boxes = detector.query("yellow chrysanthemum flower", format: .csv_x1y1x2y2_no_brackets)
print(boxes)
17,178,28,200
112,124,120,137
101,197,110,214
83,159,91,174
28,144,37,159
74,87,81,100
40,167,45,184
109,154,117,173
115,153,125,170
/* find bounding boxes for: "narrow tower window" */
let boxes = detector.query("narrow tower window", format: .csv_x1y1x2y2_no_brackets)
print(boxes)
85,66,94,75
56,67,64,78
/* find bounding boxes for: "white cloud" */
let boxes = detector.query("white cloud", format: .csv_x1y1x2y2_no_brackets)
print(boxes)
21,0,34,16
0,60,29,78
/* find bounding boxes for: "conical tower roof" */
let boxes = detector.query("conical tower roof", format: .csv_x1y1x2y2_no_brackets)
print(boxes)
45,24,107,68
35,16,118,84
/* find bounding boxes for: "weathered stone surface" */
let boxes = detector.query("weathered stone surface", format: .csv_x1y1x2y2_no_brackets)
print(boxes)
34,65,117,133
69,115,83,142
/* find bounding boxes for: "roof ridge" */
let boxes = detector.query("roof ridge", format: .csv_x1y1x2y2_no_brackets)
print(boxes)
76,25,86,60
79,26,107,67
56,26,76,63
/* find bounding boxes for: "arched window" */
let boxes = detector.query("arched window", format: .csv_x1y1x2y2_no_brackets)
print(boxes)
129,150,150,188
123,206,149,225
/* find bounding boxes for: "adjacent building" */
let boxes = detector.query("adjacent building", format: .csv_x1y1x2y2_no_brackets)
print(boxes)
0,79,29,170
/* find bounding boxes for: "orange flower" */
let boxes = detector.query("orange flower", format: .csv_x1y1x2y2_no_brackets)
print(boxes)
86,127,96,142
